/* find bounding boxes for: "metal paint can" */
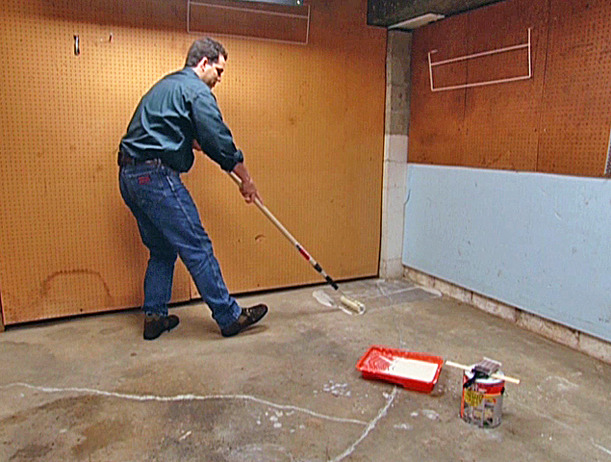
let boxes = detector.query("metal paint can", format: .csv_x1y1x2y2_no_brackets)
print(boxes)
460,368,505,428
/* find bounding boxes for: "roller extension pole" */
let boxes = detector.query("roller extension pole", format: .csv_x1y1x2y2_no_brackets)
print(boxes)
445,360,521,385
228,172,365,315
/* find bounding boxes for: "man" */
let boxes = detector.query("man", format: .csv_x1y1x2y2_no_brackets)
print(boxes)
118,37,268,340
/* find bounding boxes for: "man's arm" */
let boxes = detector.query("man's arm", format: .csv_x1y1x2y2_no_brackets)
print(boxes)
191,91,244,171
193,140,261,204
191,91,261,204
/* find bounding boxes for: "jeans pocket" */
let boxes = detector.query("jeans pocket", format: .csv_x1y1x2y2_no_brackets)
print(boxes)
125,167,170,209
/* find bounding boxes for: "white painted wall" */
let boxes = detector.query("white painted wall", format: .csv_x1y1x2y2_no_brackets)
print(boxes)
380,135,408,278
402,164,611,342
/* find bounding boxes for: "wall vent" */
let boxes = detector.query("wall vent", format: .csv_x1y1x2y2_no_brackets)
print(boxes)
388,13,444,31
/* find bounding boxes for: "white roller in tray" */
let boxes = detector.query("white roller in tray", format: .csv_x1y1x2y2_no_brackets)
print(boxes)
386,357,440,382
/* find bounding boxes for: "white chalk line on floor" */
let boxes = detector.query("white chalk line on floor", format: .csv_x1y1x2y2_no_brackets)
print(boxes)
0,382,367,426
330,386,398,462
591,439,611,456
2,381,399,460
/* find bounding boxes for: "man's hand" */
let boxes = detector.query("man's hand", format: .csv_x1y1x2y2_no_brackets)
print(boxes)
232,162,262,204
240,178,262,204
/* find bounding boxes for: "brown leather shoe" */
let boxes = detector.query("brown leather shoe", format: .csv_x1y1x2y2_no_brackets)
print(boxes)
143,314,180,340
221,304,268,337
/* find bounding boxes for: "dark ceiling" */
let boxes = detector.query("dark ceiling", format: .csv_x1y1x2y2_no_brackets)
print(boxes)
367,0,505,28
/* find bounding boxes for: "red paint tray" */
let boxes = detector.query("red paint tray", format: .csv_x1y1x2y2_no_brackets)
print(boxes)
356,345,444,393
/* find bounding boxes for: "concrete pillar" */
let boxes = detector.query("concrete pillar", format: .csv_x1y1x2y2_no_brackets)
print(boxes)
380,30,412,278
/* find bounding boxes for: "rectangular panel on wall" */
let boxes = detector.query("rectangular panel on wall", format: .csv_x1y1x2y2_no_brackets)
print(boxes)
537,0,611,176
0,0,386,324
188,0,310,44
428,29,531,92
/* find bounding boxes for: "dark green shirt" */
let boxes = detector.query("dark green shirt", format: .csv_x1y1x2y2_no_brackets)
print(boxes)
119,67,244,173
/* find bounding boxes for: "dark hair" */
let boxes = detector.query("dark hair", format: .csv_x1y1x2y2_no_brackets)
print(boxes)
185,37,227,67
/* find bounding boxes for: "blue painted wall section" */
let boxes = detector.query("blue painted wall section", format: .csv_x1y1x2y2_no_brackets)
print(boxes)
403,164,611,342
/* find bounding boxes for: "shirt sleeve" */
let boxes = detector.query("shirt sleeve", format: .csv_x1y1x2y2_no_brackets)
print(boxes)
191,90,244,171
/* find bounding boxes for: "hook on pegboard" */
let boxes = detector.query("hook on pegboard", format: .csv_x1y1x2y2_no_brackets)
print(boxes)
73,32,114,56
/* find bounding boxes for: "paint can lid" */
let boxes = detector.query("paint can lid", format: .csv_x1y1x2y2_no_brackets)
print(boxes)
464,365,505,384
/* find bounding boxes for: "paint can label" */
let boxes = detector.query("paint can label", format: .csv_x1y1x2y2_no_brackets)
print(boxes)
460,370,505,428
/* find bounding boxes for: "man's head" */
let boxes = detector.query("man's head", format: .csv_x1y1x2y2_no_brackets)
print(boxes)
186,37,227,89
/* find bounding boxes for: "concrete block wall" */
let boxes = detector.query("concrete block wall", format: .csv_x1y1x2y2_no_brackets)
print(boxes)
405,267,611,365
380,30,412,278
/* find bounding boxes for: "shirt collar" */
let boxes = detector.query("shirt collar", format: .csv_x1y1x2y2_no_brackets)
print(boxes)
181,67,199,79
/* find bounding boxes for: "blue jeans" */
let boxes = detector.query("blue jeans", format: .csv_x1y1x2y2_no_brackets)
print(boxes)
119,163,241,329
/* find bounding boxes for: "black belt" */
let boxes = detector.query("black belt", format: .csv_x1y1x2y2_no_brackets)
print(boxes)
118,151,163,167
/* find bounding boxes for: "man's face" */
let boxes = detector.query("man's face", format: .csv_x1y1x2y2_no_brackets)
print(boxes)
201,55,226,89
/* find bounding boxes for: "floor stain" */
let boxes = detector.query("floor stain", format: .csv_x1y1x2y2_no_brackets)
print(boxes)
9,444,52,461
72,419,132,460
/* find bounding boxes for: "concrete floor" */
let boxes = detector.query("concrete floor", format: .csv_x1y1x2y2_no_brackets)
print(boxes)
1,278,610,461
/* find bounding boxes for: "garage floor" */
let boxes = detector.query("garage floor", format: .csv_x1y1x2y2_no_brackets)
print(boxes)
1,278,610,461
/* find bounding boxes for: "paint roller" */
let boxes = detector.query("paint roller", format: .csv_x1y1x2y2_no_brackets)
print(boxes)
228,171,366,315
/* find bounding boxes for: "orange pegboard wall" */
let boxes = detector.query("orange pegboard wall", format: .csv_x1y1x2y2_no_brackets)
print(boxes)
187,6,387,296
408,13,469,166
537,0,611,176
460,0,548,171
0,4,194,324
0,0,386,324
408,0,611,177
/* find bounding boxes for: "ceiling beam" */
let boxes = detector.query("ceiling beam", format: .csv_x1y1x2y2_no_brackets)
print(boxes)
367,0,505,28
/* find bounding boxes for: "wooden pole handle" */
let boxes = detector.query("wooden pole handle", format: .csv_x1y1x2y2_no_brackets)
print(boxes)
445,360,521,385
228,171,299,247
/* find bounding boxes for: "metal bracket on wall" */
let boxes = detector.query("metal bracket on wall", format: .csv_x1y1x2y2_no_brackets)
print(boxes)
428,28,532,92
605,126,611,176
187,0,310,45
0,296,4,332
